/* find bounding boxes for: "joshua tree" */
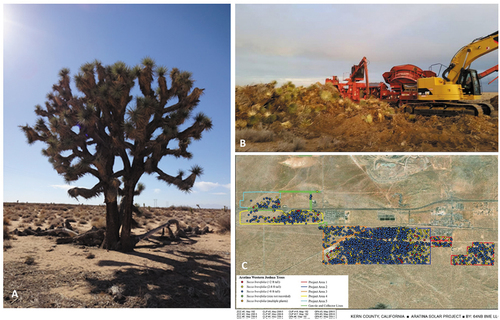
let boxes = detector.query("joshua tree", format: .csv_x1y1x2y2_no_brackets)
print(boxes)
21,58,212,251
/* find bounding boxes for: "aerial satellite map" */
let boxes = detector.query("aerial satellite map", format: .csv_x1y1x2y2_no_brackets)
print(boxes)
235,155,497,309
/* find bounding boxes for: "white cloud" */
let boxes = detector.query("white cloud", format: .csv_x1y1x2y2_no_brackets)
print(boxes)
154,189,161,194
236,4,498,88
51,184,73,190
194,181,231,192
211,192,227,195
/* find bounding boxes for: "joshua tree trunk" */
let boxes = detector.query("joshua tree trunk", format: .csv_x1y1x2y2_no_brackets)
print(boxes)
120,168,143,251
105,200,120,250
120,192,135,252
104,188,121,250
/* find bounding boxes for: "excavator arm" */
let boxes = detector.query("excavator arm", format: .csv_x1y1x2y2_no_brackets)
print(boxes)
442,31,498,83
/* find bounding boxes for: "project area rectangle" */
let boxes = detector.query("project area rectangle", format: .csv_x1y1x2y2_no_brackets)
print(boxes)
237,275,348,309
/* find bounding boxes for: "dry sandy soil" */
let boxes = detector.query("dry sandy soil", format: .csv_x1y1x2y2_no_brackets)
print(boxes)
3,203,230,308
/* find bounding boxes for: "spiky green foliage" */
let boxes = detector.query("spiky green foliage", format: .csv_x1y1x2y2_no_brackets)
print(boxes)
21,58,212,251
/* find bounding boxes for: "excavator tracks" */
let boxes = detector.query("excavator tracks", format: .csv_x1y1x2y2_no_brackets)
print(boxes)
403,101,491,117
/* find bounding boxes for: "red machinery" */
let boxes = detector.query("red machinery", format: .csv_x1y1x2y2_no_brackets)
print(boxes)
327,58,495,109
326,59,436,105
381,65,436,105
325,57,386,102
478,65,498,84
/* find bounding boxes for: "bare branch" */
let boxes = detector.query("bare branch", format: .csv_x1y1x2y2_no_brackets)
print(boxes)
155,167,198,191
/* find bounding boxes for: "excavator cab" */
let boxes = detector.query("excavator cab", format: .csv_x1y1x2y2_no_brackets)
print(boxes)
457,68,481,97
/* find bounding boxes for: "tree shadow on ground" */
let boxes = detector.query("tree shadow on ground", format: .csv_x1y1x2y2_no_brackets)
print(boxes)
86,249,230,308
133,235,198,249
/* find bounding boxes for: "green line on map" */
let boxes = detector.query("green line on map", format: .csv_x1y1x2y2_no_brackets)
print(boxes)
278,190,321,193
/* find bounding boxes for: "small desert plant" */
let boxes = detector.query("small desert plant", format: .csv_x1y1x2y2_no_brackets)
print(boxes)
236,128,275,143
4,225,11,240
86,253,95,259
216,215,230,233
318,136,333,150
91,217,106,229
370,302,388,309
3,216,11,226
143,211,153,219
24,256,36,265
4,240,12,251
162,211,173,217
48,217,63,227
277,138,305,151
214,277,230,303
23,216,34,224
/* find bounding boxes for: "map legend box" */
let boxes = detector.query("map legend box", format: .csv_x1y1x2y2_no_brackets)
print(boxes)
237,275,348,309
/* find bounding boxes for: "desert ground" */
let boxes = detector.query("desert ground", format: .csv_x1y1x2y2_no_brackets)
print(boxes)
235,82,498,152
3,202,230,308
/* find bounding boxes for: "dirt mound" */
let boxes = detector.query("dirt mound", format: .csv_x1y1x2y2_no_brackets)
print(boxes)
235,82,498,152
490,95,498,110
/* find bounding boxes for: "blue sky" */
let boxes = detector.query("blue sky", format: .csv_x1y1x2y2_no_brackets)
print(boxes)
236,4,499,91
3,4,230,208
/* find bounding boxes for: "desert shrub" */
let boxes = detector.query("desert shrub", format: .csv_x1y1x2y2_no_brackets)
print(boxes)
318,136,333,150
23,216,34,224
24,256,35,265
216,215,230,233
4,225,10,240
143,211,153,219
277,138,305,152
162,211,173,217
214,277,230,303
235,128,275,143
4,240,12,251
91,217,106,229
3,217,11,226
22,212,32,219
49,217,63,227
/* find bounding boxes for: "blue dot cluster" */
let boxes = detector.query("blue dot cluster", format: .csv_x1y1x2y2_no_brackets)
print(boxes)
319,226,431,265
452,242,495,266
430,236,453,248
246,209,323,225
432,241,452,248
250,196,281,210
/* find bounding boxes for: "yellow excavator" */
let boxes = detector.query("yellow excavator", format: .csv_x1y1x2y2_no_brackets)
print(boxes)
408,31,498,116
